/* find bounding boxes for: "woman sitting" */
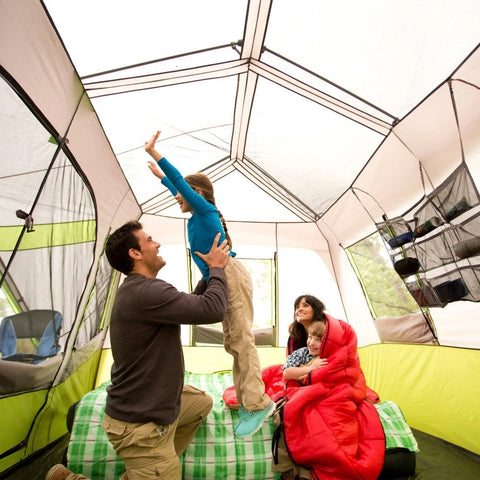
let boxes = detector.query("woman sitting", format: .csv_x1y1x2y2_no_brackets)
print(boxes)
271,294,385,480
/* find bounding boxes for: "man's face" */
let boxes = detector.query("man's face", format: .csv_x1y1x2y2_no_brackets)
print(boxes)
132,229,165,276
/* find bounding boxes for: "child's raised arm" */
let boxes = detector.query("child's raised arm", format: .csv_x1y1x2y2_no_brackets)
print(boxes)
145,130,164,180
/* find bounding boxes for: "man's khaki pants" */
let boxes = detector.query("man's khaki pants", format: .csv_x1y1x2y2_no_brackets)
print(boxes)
101,384,213,480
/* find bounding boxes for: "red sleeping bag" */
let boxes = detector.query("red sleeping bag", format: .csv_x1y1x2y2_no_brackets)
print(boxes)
223,314,385,480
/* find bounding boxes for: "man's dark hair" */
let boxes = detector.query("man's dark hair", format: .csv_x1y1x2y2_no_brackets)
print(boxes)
105,221,143,275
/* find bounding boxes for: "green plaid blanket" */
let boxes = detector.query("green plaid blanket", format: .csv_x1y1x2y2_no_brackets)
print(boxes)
375,400,419,452
68,371,417,480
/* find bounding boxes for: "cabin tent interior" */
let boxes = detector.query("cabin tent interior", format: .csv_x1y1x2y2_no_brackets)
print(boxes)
1,0,480,478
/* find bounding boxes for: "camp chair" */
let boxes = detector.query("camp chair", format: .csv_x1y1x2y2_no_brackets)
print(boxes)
0,310,62,364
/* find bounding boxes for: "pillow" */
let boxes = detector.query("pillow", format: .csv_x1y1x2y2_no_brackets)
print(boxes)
374,312,437,344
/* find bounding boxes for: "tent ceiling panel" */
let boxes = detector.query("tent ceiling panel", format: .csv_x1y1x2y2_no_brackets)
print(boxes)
394,84,464,185
93,78,238,204
454,44,480,83
43,0,249,78
455,83,480,171
245,77,384,215
320,189,379,248
265,0,480,118
250,55,394,132
92,77,236,160
1,1,85,135
351,135,424,221
42,0,480,237
146,170,303,223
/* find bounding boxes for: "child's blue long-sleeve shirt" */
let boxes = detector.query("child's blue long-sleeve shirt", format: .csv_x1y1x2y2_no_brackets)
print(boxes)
158,156,235,281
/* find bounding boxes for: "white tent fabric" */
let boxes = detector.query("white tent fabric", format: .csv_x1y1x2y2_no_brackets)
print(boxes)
1,0,480,475
39,0,480,348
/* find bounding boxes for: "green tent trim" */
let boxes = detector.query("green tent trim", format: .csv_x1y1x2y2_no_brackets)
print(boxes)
0,221,96,251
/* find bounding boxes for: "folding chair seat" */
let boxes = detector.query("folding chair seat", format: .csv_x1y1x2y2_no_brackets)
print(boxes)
0,310,62,364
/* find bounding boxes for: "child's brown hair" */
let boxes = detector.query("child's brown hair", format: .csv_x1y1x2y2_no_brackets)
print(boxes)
184,172,232,249
308,321,326,340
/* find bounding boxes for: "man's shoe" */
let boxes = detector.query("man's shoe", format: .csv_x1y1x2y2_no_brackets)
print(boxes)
45,464,71,480
234,400,275,437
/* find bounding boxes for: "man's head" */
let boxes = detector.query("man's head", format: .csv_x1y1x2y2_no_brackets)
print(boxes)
105,220,165,277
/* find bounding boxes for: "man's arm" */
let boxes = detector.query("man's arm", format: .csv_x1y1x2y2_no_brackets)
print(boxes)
196,232,229,268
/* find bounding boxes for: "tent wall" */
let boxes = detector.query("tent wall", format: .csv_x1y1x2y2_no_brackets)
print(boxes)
0,0,140,474
359,343,480,455
320,45,480,349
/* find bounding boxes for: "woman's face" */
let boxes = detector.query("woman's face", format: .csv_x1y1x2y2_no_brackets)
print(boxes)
295,297,314,326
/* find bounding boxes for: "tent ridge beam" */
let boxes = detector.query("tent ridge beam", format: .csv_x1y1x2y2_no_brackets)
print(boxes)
86,60,249,98
264,47,398,123
235,159,319,222
250,59,392,135
81,43,241,80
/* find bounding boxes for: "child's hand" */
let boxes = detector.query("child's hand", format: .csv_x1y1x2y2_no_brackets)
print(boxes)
310,357,328,370
144,131,162,160
147,160,164,179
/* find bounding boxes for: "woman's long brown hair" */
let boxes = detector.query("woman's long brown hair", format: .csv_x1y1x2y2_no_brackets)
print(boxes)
288,295,326,351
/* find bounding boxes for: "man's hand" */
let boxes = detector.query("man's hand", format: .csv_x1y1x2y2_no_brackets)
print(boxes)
196,233,229,268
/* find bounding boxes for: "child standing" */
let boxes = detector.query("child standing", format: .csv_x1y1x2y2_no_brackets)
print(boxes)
144,131,274,437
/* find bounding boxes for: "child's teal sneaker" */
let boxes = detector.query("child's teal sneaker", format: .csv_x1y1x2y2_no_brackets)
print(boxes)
234,400,276,437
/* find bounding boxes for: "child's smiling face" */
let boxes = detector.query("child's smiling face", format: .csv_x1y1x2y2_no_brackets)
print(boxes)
307,334,323,356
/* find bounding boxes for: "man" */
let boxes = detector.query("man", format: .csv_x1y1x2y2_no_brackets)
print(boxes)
46,220,229,480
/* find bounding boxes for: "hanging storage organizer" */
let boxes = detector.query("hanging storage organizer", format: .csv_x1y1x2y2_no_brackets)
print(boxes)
376,163,480,308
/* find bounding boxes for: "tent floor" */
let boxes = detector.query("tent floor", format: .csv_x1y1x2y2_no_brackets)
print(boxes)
0,435,69,480
1,429,479,479
383,429,480,480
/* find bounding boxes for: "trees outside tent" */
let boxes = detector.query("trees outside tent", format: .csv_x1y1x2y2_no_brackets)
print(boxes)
347,233,419,318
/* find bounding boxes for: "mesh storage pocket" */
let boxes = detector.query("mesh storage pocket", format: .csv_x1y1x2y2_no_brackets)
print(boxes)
432,164,480,222
428,268,480,302
450,211,480,260
412,232,453,271
377,218,414,249
377,163,480,307
412,197,443,238
406,280,445,308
